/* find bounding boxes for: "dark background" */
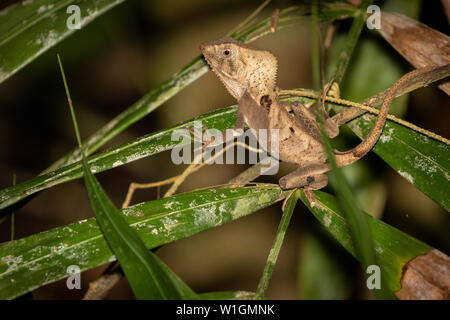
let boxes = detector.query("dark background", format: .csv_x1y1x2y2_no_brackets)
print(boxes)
0,0,449,299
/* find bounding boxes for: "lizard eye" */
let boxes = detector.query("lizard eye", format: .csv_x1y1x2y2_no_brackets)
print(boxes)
223,49,231,56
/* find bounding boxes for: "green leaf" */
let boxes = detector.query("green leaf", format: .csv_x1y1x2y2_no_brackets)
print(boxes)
0,185,287,300
348,115,450,211
0,106,237,211
377,120,448,205
3,92,449,214
0,0,127,84
82,158,197,299
299,190,432,293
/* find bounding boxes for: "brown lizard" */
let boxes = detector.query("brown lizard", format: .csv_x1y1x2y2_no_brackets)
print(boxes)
200,37,433,206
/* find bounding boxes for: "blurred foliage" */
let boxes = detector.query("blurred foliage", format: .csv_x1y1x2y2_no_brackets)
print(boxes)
298,232,351,299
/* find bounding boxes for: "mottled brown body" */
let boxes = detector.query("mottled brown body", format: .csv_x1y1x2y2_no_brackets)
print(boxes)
396,249,450,300
238,91,326,166
267,96,326,166
200,37,415,206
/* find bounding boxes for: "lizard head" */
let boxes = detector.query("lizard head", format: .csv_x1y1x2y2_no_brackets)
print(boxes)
200,37,278,101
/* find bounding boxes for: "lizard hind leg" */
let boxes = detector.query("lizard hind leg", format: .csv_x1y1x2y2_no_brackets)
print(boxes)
303,175,328,208
278,164,330,207
322,80,340,138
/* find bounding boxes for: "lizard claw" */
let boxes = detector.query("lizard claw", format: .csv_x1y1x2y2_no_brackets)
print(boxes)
282,189,297,212
183,125,211,148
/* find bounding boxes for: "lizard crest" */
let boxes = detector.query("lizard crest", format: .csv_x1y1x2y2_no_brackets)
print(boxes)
200,37,278,101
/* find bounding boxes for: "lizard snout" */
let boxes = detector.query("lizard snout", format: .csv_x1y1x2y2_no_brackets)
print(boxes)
199,43,213,57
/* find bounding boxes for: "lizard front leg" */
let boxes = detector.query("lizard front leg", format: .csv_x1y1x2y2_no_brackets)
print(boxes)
278,163,330,207
186,109,246,150
208,109,245,147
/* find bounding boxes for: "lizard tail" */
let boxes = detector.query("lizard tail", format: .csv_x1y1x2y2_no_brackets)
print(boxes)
334,66,436,168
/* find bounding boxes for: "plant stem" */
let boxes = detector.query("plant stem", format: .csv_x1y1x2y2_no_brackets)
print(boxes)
333,0,373,84
256,191,298,298
57,54,82,150
311,0,321,91
322,0,393,299
227,0,271,36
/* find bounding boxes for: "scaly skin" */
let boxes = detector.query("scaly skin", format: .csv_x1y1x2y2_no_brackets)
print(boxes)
200,37,429,206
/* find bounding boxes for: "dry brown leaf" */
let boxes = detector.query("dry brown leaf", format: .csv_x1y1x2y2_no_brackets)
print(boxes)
396,249,450,300
379,12,450,95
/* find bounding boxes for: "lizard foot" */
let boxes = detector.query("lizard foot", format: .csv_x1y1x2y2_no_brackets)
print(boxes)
181,126,205,144
278,164,329,207
182,125,220,153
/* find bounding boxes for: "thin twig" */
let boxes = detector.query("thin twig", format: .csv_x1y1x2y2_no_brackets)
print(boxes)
164,141,263,198
227,0,272,36
228,161,269,186
122,176,178,208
